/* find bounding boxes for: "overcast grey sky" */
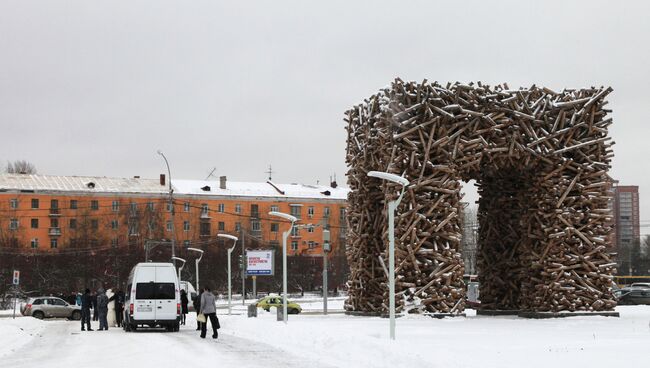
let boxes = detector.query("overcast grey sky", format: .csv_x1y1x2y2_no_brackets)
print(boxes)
1,1,649,225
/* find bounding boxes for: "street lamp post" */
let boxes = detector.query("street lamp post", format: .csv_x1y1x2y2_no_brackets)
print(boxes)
367,170,409,340
171,256,186,282
157,150,175,267
187,248,204,292
217,234,238,315
268,211,297,324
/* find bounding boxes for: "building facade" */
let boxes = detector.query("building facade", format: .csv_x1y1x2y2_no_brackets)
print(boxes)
0,174,348,257
612,185,640,274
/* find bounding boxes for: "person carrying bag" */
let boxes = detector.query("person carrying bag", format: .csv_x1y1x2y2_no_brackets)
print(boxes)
199,286,220,339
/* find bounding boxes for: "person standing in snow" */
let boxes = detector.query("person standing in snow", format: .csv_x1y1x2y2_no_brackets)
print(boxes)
199,286,219,339
180,289,189,325
193,289,203,331
80,288,93,331
91,290,98,321
97,288,109,330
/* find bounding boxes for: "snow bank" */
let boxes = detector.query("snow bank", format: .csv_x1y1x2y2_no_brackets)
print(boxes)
0,316,46,358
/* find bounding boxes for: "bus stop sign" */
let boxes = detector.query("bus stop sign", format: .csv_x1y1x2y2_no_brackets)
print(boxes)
12,270,19,285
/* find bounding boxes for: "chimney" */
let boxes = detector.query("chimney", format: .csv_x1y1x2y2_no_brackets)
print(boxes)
160,174,166,186
219,176,227,190
133,176,140,179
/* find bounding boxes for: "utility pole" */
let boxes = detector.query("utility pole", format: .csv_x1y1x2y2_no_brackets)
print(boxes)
241,229,246,304
323,230,331,315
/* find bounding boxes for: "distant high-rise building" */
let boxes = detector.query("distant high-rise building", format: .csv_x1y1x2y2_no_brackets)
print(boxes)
612,185,640,274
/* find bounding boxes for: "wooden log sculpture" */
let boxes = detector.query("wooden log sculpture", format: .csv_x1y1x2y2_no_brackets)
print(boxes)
344,79,616,314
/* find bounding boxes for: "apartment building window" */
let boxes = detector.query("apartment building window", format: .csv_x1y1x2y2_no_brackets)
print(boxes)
31,238,39,248
289,204,302,219
110,200,118,212
70,200,78,209
308,241,315,249
128,221,139,236
69,219,77,229
50,218,59,228
270,205,279,213
147,202,155,211
50,199,59,209
252,221,261,232
270,241,279,249
218,203,225,213
201,204,209,216
50,239,58,249
184,202,190,212
218,222,225,231
9,219,18,230
130,202,137,214
291,227,300,237
200,222,211,236
183,221,190,231
308,206,314,218
291,241,298,251
308,225,315,233
340,207,346,221
166,221,173,232
165,202,172,212
111,220,118,230
10,198,18,209
251,204,259,218
111,238,118,247
324,207,330,218
91,219,99,230
31,219,39,229
183,240,191,248
91,200,99,210
235,204,242,213
31,198,39,209
271,223,279,233
235,222,241,232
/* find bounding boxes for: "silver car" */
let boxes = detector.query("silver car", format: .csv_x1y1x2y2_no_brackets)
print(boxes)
21,297,82,320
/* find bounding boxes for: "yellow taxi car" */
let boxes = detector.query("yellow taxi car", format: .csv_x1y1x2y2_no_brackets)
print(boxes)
256,295,302,314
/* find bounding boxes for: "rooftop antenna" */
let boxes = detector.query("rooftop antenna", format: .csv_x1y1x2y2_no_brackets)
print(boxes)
265,164,274,181
205,167,217,180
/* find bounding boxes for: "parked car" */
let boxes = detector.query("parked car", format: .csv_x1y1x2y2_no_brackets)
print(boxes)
616,286,650,305
630,283,650,289
256,296,302,314
123,262,180,332
21,296,82,320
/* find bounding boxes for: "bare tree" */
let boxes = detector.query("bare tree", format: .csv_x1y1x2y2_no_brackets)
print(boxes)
6,160,37,174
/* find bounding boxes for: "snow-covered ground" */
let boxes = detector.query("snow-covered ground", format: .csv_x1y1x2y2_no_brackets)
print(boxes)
1,304,648,368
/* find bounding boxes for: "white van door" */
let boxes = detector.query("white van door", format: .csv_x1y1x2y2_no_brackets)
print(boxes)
155,266,178,321
134,267,156,321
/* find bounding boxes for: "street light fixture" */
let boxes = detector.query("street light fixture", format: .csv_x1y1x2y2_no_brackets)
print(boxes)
268,211,297,324
217,233,238,315
170,256,186,282
157,150,176,267
187,248,204,292
367,170,409,340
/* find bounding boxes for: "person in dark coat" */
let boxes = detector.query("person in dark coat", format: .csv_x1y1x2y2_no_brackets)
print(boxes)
180,290,189,325
80,288,93,331
97,288,109,330
92,291,98,321
109,289,125,327
193,289,203,331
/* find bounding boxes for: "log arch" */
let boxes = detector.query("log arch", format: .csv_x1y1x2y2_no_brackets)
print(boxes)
344,79,616,314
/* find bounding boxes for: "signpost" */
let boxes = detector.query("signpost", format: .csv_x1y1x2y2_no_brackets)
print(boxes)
12,270,19,319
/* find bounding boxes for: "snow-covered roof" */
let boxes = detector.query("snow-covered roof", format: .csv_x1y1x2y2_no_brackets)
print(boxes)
0,174,166,194
0,174,349,201
172,179,349,200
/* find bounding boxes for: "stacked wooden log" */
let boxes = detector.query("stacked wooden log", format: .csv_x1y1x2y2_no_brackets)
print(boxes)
344,79,616,314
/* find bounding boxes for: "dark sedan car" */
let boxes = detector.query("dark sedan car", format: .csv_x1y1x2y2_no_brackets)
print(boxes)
617,286,650,305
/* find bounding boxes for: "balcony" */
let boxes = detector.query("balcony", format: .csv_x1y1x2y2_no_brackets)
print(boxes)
48,227,62,236
49,208,61,216
200,211,211,219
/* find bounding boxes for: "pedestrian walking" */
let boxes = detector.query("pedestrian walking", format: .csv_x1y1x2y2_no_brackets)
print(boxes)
193,289,203,331
199,286,219,339
180,289,189,325
80,288,93,331
97,288,109,330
